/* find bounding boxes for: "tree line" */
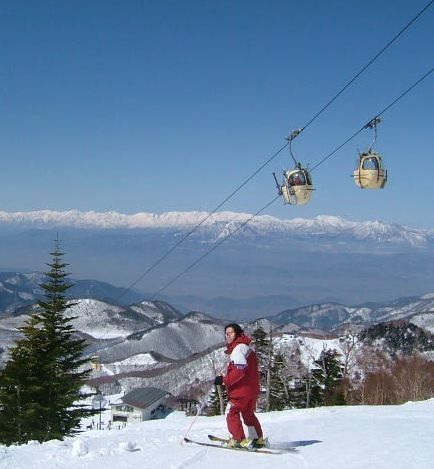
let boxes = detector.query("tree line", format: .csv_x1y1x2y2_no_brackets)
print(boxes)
208,323,434,415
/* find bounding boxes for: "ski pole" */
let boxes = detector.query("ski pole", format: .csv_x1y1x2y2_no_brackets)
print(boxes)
183,353,227,439
183,398,208,439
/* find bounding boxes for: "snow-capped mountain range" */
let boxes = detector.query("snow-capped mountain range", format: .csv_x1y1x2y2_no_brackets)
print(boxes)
2,209,434,307
0,209,431,247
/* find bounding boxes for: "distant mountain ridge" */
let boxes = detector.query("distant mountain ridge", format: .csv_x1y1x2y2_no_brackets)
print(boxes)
2,273,434,334
0,272,301,319
0,209,431,247
271,294,434,333
2,210,434,306
0,272,144,314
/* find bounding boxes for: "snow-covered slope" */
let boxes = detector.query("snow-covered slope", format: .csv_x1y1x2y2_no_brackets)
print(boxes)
0,299,182,341
1,399,432,469
66,299,183,339
0,299,185,368
65,299,152,339
272,294,434,332
2,291,433,372
96,312,225,363
129,300,183,326
409,312,434,333
95,346,227,397
0,272,44,313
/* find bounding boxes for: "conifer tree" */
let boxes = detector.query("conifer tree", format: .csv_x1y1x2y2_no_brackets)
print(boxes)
309,349,345,407
0,317,41,444
0,240,93,445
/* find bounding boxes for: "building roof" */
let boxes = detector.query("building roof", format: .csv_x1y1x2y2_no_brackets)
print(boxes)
121,387,171,410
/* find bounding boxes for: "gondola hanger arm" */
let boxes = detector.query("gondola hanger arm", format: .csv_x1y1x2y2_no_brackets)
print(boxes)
286,129,302,167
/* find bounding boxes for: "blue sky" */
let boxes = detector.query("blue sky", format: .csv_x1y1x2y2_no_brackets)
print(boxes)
1,0,433,227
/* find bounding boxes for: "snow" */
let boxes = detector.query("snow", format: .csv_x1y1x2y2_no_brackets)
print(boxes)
409,313,434,333
0,399,433,469
17,292,33,300
0,284,13,295
113,353,159,366
66,299,141,339
420,293,434,300
277,334,345,369
0,209,429,247
103,353,163,375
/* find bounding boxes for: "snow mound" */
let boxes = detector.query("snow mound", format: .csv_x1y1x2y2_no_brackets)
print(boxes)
71,438,88,457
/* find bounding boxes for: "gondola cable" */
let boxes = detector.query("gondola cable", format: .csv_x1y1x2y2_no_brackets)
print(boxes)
115,3,433,302
149,195,280,300
297,0,434,137
148,67,433,299
310,66,433,173
114,142,288,302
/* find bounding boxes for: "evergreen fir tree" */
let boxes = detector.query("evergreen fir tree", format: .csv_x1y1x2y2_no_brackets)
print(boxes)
0,316,42,444
0,240,93,445
309,349,345,407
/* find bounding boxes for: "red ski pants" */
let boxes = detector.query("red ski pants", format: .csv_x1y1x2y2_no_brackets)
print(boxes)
226,396,263,441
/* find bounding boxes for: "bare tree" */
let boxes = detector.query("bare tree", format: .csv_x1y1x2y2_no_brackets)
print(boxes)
339,330,359,401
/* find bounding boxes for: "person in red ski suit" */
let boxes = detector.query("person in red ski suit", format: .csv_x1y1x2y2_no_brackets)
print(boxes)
214,323,263,445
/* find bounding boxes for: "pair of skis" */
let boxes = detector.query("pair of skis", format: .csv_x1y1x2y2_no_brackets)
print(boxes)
184,434,297,455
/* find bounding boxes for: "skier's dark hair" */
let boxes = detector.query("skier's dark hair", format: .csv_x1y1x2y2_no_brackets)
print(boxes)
225,323,244,337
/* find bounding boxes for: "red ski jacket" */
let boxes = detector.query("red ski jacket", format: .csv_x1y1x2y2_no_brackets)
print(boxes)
223,334,260,400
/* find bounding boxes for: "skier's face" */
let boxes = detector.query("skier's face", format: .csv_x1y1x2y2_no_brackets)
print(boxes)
225,327,236,345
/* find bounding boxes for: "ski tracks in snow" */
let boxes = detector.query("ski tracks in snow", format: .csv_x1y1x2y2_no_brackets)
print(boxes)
170,447,208,469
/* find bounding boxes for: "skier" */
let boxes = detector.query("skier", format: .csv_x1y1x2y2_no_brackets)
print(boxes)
214,323,267,449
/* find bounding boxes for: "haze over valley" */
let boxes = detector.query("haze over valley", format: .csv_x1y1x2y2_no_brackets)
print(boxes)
1,210,434,315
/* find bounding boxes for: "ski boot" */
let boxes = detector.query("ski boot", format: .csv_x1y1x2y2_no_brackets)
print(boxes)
224,437,250,448
250,437,269,448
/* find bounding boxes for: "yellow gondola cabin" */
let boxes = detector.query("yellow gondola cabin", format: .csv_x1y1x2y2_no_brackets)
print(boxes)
353,151,387,189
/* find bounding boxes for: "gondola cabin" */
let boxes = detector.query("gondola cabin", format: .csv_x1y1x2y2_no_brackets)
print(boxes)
353,151,387,189
280,167,313,205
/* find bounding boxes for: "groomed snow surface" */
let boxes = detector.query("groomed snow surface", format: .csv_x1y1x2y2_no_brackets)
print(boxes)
1,399,433,469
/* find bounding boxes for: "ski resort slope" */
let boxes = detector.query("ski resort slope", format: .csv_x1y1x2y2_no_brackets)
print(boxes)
1,400,433,469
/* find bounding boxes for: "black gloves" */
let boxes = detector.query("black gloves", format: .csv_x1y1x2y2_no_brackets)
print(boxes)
214,375,223,386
